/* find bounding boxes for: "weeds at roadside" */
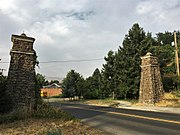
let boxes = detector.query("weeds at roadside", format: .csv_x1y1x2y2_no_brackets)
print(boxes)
0,102,75,124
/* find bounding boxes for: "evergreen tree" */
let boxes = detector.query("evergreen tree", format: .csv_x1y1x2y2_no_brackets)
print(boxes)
0,75,10,113
62,70,84,98
156,31,173,46
115,23,153,99
101,50,116,98
84,68,101,99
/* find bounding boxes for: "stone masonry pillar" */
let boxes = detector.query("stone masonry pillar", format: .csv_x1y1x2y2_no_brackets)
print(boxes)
6,33,36,109
139,52,164,104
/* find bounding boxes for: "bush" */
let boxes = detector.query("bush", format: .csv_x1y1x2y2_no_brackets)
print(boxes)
33,102,74,120
0,107,31,124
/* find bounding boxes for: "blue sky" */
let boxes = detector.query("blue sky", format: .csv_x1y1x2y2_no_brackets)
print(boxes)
0,0,180,79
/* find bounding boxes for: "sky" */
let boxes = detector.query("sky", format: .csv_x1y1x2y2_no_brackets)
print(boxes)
0,0,180,80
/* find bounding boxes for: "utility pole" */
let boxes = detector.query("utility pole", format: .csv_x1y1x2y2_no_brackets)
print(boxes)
174,31,180,77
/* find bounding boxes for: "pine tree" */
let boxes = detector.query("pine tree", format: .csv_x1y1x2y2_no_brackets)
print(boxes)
115,23,152,99
62,70,84,98
84,68,101,99
101,50,116,98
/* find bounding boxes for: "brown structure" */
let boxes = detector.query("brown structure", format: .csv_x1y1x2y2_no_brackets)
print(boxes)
41,83,62,97
6,33,36,109
139,52,164,104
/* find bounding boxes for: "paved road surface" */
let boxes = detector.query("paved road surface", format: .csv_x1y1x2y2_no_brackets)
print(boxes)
52,102,180,135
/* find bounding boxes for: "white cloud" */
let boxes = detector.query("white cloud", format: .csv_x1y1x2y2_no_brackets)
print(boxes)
0,0,17,13
38,0,87,11
135,0,180,32
0,0,180,77
136,1,153,14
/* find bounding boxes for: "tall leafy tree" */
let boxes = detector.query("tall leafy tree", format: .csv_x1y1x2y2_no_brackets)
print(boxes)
156,31,173,46
150,31,180,91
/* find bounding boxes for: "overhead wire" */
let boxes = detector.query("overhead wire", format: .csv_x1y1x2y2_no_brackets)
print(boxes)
0,58,104,64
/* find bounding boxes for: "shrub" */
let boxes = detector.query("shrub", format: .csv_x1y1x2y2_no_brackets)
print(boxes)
33,102,74,120
0,107,31,124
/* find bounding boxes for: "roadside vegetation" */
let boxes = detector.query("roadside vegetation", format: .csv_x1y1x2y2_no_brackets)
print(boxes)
0,100,105,134
155,92,180,107
61,23,180,103
0,102,74,124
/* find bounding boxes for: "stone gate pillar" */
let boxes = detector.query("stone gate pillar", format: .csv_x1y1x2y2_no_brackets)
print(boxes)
6,33,36,109
139,52,164,104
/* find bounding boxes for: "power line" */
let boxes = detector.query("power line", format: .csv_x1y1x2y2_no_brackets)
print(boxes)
40,58,103,63
0,58,104,64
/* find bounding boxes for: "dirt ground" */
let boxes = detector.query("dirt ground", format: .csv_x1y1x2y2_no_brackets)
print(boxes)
0,119,106,135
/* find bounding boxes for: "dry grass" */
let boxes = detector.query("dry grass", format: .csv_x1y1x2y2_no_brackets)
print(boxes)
155,92,180,107
0,119,106,135
135,92,180,107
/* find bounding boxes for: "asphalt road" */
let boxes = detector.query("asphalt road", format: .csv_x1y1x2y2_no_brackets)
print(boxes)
52,102,180,135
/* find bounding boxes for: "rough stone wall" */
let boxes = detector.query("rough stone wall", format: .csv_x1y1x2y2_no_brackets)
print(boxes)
139,52,164,104
6,33,36,109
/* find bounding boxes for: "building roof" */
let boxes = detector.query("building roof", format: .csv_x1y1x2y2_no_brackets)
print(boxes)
43,83,61,88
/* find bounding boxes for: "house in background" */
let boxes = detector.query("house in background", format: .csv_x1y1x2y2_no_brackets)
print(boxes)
41,83,62,97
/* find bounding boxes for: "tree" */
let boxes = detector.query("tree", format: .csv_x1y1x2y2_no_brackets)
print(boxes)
0,75,10,113
49,80,60,85
150,31,180,91
110,23,154,99
35,73,46,105
116,24,147,99
84,68,102,99
35,73,46,88
156,31,173,46
62,70,84,98
101,50,116,98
